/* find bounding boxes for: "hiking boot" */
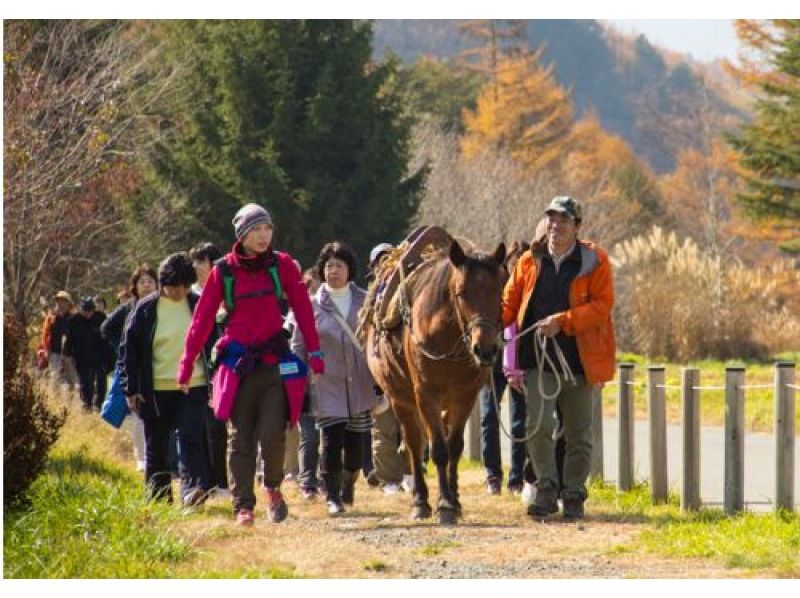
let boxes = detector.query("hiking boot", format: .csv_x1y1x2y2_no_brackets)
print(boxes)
527,482,559,518
300,486,319,501
486,476,502,495
235,509,255,527
507,480,524,495
341,469,359,506
562,491,586,520
264,487,288,523
182,487,208,508
327,500,346,516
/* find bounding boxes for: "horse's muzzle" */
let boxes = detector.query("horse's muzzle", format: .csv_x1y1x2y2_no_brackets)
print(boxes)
472,343,498,367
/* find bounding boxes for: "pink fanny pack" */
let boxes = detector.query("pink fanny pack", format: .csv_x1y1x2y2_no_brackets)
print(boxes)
211,353,307,427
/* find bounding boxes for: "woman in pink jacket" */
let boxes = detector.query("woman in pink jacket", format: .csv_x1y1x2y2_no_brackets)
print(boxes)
178,204,323,526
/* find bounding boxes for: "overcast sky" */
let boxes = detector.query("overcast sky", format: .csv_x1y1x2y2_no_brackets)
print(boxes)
607,19,740,63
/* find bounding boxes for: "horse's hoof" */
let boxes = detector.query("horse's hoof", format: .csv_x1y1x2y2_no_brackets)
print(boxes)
436,507,458,526
411,504,432,520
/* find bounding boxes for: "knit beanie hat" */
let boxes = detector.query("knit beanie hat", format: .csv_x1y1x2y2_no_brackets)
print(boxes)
233,203,273,241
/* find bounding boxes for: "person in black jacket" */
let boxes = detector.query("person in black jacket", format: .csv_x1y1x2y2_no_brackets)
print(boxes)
101,265,157,471
120,253,215,506
101,266,157,351
189,242,230,498
63,297,112,411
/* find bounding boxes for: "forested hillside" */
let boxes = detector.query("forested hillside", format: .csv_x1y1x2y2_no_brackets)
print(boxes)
374,19,748,172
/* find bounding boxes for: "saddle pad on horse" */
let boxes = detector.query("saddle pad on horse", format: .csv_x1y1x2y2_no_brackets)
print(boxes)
361,225,452,336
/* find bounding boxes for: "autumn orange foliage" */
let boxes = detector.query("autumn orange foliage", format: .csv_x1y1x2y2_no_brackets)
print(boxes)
461,50,573,171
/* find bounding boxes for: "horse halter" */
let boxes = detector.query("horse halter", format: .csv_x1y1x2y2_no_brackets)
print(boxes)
414,290,501,364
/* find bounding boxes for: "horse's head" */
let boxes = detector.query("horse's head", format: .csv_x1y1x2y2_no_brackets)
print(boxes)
449,239,507,367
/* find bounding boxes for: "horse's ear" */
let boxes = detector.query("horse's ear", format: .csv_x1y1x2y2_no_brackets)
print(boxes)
449,240,467,268
493,243,507,266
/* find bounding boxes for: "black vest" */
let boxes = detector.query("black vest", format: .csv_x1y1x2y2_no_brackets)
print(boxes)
518,245,584,375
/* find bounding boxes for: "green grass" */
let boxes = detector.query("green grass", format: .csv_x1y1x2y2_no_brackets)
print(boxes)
418,540,462,556
588,480,800,575
3,446,193,578
193,566,303,578
638,510,800,575
362,559,388,572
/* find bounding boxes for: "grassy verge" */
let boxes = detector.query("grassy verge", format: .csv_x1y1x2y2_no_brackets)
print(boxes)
588,479,800,576
3,395,304,579
609,353,800,433
3,447,193,578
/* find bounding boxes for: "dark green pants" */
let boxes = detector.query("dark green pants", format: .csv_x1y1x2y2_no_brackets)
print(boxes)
228,364,287,512
524,371,593,497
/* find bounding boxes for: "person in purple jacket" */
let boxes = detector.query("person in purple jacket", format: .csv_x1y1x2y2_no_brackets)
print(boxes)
480,241,531,495
178,203,324,526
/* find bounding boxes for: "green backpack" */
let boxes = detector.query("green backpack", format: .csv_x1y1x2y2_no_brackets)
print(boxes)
214,256,289,327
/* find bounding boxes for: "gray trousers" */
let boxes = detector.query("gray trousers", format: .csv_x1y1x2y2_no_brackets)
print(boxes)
524,370,593,498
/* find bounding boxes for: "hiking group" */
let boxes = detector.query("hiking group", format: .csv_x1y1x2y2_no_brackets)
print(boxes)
37,194,615,525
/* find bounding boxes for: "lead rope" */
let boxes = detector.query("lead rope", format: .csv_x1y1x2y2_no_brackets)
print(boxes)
490,327,575,443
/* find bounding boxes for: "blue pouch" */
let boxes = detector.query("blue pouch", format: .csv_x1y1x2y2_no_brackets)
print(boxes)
101,367,129,429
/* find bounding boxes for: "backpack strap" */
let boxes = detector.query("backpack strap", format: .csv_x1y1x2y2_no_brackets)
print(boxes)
215,255,288,323
215,258,235,314
269,255,289,318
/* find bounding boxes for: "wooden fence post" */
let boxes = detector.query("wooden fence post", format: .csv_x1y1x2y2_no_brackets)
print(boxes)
617,363,635,491
647,366,668,504
590,384,604,480
775,362,796,512
681,368,701,511
724,367,745,515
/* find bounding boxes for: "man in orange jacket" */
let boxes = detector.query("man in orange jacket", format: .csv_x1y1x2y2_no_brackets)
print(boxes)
502,196,615,520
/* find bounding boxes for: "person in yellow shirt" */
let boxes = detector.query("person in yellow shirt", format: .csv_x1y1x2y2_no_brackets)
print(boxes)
120,253,215,507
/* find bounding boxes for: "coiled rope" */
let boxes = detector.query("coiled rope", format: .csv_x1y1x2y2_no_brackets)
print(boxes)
489,326,576,444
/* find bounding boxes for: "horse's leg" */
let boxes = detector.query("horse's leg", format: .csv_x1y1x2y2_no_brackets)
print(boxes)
446,418,467,517
395,402,431,520
417,398,459,525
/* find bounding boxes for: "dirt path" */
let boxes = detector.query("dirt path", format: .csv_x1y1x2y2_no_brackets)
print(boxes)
172,469,759,579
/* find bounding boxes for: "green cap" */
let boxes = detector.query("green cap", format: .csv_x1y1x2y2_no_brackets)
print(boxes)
545,196,582,222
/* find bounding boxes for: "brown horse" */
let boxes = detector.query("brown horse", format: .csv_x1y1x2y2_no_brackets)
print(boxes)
365,237,506,524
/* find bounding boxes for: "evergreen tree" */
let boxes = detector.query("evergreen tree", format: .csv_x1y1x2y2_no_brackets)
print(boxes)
395,56,483,132
728,20,800,253
127,20,424,271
